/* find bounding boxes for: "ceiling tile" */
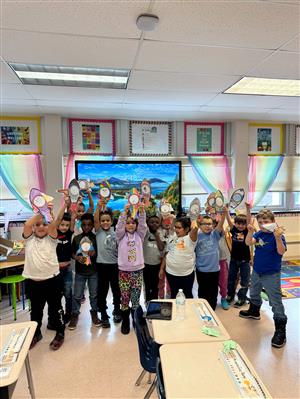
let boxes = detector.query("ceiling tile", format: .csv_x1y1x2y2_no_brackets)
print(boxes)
125,90,216,106
0,62,20,84
250,51,300,79
2,30,138,69
36,100,123,110
280,36,300,52
207,93,294,108
136,41,271,75
2,1,149,38
128,70,240,93
148,1,299,49
1,84,34,99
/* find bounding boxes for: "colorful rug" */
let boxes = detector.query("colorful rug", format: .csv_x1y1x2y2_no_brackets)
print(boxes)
281,260,300,299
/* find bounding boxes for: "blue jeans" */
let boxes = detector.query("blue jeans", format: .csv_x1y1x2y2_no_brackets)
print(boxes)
227,260,250,301
250,270,287,321
72,273,98,315
59,266,73,316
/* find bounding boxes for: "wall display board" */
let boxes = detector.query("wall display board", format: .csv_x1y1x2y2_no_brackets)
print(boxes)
129,120,172,156
249,122,283,155
69,118,115,155
0,117,41,154
184,122,224,156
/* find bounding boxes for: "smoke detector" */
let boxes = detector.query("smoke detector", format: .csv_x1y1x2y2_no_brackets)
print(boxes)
136,14,159,32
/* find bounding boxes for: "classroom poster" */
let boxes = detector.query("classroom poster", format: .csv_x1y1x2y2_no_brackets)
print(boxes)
196,128,212,152
81,124,100,151
257,128,272,152
1,126,30,145
129,121,172,155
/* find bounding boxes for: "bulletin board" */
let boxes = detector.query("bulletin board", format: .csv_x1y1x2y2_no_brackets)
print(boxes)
248,123,284,155
69,118,115,155
184,122,224,156
0,116,41,154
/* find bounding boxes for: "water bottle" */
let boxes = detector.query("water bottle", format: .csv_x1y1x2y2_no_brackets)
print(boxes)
176,289,186,320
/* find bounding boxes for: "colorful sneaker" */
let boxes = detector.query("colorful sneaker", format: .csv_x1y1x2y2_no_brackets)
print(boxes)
234,300,246,308
221,298,229,310
226,295,234,304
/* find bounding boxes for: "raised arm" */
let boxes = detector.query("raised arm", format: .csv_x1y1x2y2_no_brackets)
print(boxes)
158,256,166,280
137,204,147,240
86,189,94,214
23,214,43,239
225,206,234,230
215,206,227,232
189,219,199,242
55,196,70,227
115,204,130,242
274,226,286,255
245,202,252,226
245,223,256,246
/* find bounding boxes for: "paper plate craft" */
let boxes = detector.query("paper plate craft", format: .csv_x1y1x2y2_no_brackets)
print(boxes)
229,188,245,209
68,179,81,212
29,188,54,224
188,198,201,220
262,223,277,232
140,179,151,207
78,179,94,195
160,199,174,227
214,190,225,212
128,188,140,218
98,180,113,211
205,192,217,215
77,237,94,265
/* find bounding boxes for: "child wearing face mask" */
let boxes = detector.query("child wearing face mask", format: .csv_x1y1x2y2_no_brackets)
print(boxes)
94,201,121,327
143,215,165,302
115,203,147,335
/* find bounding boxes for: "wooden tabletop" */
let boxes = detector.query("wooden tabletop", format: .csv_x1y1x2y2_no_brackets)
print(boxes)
160,342,272,398
0,321,37,387
0,260,24,270
149,299,230,344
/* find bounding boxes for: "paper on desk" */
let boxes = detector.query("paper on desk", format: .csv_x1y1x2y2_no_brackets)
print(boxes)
222,340,237,353
201,326,220,337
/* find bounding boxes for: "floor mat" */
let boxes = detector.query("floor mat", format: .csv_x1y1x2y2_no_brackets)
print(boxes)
281,261,300,299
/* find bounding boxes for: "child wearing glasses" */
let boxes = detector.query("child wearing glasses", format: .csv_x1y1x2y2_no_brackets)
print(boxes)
195,208,226,310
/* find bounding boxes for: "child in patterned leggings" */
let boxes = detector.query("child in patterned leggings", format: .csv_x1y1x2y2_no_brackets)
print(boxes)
116,203,147,334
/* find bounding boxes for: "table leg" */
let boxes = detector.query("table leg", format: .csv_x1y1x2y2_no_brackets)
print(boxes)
25,354,36,399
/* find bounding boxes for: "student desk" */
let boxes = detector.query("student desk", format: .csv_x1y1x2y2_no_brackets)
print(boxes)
148,299,230,344
160,342,272,398
0,260,24,271
0,321,37,399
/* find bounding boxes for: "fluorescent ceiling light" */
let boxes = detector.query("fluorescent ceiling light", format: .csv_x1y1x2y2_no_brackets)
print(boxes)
224,77,300,97
8,63,130,89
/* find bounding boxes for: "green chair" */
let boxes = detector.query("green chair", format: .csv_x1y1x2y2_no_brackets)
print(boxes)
0,275,26,320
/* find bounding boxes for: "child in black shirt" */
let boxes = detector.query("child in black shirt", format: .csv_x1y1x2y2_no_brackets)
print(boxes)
225,203,251,307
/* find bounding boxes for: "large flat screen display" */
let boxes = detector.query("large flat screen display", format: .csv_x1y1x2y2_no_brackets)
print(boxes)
75,160,181,214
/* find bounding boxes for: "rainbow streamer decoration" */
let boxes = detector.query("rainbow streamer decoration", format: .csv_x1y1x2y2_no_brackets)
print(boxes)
188,156,233,196
248,155,284,207
0,154,45,210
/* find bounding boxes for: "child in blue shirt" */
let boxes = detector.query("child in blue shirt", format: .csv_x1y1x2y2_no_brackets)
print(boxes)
239,209,287,348
195,208,226,310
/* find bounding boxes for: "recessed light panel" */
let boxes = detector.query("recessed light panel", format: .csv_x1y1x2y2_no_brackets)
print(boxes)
8,63,130,89
224,76,300,97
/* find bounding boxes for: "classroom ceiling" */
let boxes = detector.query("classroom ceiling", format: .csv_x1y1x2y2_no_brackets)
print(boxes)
1,0,300,122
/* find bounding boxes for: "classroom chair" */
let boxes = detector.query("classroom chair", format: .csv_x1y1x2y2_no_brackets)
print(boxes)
0,275,26,320
156,357,166,399
134,306,160,399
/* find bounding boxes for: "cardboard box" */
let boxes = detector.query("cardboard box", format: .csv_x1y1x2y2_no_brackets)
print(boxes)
0,237,25,262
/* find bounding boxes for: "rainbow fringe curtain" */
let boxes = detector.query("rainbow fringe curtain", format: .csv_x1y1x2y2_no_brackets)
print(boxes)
188,156,233,196
248,155,284,207
0,154,45,210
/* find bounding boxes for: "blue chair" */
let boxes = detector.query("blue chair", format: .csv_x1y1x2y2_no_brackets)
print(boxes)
134,306,160,399
156,357,166,399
